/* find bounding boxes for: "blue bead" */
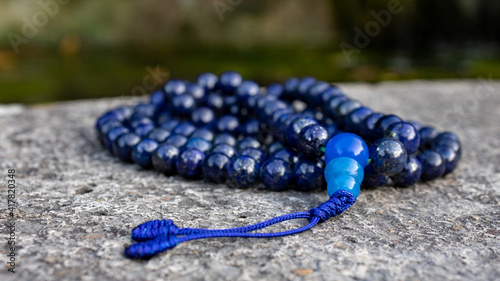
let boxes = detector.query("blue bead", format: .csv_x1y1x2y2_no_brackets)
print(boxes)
184,137,212,154
296,77,316,100
226,156,260,188
150,90,166,108
204,92,224,113
159,119,180,132
417,150,445,181
324,133,369,168
286,116,317,147
171,94,195,116
236,137,261,152
202,153,230,184
418,126,439,150
391,156,422,187
327,174,360,198
359,112,383,141
283,77,300,98
190,128,215,142
99,119,122,143
105,126,129,153
319,86,343,105
236,80,260,106
296,124,329,158
113,133,142,162
147,128,171,143
130,116,153,129
369,138,407,176
435,132,460,143
134,103,158,120
211,143,236,158
191,107,215,127
163,79,186,97
293,159,326,191
185,83,205,100
256,95,278,112
196,72,218,91
334,99,362,126
132,139,159,169
436,138,461,155
267,142,285,155
266,83,283,98
218,71,242,94
262,101,288,121
134,123,155,138
325,95,348,119
433,145,460,175
260,158,293,191
384,122,421,155
175,148,206,179
172,122,196,137
215,115,239,134
239,148,267,164
325,124,340,139
306,81,330,106
164,134,188,148
240,119,260,137
213,133,237,146
344,107,373,134
324,157,364,184
271,148,299,167
362,164,388,188
156,111,172,124
152,144,179,175
407,120,422,131
375,114,402,139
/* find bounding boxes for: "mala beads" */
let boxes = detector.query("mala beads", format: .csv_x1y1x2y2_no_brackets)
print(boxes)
95,71,462,259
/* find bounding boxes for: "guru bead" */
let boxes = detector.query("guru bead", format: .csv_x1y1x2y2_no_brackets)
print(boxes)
324,133,369,168
324,157,364,185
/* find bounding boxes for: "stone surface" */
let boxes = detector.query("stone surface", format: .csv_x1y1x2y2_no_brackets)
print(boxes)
0,80,499,281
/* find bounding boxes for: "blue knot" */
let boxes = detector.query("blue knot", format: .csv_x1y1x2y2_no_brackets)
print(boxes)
131,219,179,242
308,190,356,222
125,235,180,259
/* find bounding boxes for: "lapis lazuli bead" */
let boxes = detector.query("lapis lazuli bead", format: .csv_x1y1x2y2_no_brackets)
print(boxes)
164,134,188,148
419,126,439,150
131,139,159,169
163,79,186,97
375,114,402,139
344,107,373,134
216,115,240,134
283,77,300,98
267,142,285,155
324,157,364,185
105,126,129,153
391,155,422,187
210,143,236,158
113,133,142,163
236,137,261,152
196,72,218,91
172,122,196,137
204,92,224,113
184,137,212,154
134,123,155,138
240,119,261,137
226,156,260,188
156,111,172,124
171,94,195,116
296,124,329,158
359,112,383,142
296,77,316,100
134,103,158,120
324,133,369,168
262,101,288,121
260,158,293,191
361,164,388,188
433,145,460,175
218,71,242,94
327,174,360,198
239,148,267,165
191,107,215,127
159,120,181,132
417,150,445,181
202,152,230,184
293,159,326,191
185,83,205,101
407,120,422,131
213,133,237,146
271,148,299,167
190,128,215,142
286,116,317,147
325,95,348,119
175,148,206,179
152,144,179,175
236,80,260,106
325,124,339,139
147,128,171,143
150,90,166,108
320,86,343,105
369,138,407,176
306,81,330,107
334,99,362,126
384,122,421,155
266,83,284,98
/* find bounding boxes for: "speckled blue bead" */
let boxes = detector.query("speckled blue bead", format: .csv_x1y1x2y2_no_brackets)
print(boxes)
262,101,288,121
369,138,407,176
184,137,212,154
236,137,261,152
164,134,188,148
163,79,186,97
226,156,260,188
171,94,195,116
384,122,421,155
113,133,142,162
436,138,461,156
172,122,196,137
344,107,373,134
130,116,153,129
236,80,260,106
260,158,293,191
359,112,383,141
325,95,348,119
211,143,236,158
375,114,402,139
202,153,230,184
190,128,215,142
286,116,317,147
134,123,155,138
306,81,330,106
334,99,362,126
267,142,285,155
150,90,166,108
361,164,388,188
324,133,369,168
296,124,329,158
132,139,159,169
147,128,171,143
293,159,326,191
216,115,240,134
417,150,445,181
391,156,422,187
204,92,224,113
419,126,439,150
175,148,206,179
152,144,180,175
271,148,299,167
159,120,180,132
218,71,242,94
239,148,267,164
256,95,278,112
240,119,260,137
266,83,284,98
213,133,237,146
196,72,218,91
433,145,460,175
185,83,205,101
191,107,215,127
105,126,130,153
296,77,316,100
324,157,364,184
326,174,360,198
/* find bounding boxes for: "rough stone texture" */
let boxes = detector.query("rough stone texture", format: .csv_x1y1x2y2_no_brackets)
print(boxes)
0,80,499,281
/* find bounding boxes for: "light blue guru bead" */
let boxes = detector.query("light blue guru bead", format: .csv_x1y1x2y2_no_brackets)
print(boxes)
324,133,369,168
324,157,364,184
326,174,360,198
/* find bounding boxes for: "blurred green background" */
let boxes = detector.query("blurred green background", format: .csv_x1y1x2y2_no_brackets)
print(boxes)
1,0,499,104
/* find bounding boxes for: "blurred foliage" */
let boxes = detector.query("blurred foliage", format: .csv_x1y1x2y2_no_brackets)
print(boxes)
0,0,498,104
